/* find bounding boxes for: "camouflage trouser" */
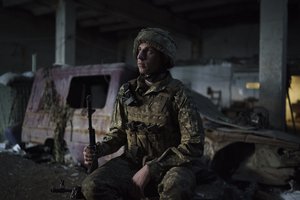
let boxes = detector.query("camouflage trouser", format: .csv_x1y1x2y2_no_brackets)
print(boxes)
81,155,197,200
158,166,196,200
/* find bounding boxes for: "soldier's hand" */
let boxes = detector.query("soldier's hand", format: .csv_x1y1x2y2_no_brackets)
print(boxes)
132,165,151,198
83,146,95,166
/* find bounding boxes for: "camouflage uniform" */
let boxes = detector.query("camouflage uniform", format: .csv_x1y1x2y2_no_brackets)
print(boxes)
82,28,204,200
82,72,204,200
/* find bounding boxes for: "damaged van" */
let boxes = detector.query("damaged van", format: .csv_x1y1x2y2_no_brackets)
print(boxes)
22,63,137,164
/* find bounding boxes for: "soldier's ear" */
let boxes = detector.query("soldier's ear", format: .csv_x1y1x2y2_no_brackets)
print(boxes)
163,55,172,69
157,50,172,69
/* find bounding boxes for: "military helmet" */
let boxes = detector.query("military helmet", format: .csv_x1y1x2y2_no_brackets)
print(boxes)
133,28,177,68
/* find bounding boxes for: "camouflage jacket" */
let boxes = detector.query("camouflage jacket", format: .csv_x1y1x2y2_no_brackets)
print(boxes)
98,72,204,180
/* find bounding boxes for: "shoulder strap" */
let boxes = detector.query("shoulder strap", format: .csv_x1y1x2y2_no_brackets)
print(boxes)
122,79,139,106
163,78,182,97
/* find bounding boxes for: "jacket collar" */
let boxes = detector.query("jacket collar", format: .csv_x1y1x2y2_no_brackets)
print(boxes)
136,71,173,96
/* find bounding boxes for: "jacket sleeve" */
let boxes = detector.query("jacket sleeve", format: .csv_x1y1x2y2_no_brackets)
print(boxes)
96,85,127,157
147,86,204,181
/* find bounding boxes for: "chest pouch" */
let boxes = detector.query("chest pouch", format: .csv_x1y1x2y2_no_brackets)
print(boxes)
126,121,163,163
122,82,140,106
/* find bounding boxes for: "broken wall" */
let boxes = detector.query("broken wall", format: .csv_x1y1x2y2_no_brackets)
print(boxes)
0,73,33,142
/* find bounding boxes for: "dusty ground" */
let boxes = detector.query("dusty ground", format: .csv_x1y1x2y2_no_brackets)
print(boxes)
0,151,87,200
0,147,298,200
0,151,279,200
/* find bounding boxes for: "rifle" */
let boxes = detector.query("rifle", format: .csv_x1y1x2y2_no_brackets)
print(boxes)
50,96,98,198
51,179,83,199
86,95,98,174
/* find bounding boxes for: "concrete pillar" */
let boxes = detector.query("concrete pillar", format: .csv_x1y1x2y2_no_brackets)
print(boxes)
55,0,76,66
259,0,287,130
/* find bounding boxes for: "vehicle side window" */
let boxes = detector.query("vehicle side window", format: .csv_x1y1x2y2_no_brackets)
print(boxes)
67,75,111,108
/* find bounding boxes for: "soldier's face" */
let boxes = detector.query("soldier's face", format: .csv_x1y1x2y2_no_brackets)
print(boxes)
137,43,164,75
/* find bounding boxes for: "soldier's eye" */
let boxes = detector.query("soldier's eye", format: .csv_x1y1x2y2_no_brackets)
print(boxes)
148,48,155,54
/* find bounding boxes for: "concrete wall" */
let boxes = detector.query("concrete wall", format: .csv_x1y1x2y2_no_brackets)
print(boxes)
75,29,118,66
0,9,55,74
170,64,232,108
201,22,300,62
231,72,259,102
201,24,259,60
0,9,119,75
170,65,261,109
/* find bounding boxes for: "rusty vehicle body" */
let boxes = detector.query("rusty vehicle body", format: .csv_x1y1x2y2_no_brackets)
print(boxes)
22,63,137,164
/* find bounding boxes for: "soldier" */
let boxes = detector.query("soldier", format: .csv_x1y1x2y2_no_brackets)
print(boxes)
82,28,204,200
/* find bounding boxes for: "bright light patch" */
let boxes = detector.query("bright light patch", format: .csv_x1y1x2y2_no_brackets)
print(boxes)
246,82,260,89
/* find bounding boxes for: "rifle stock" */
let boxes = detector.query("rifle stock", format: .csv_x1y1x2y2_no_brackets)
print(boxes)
86,95,98,174
51,179,83,199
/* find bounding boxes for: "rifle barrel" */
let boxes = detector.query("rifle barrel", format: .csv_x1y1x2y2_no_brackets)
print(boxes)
86,95,98,173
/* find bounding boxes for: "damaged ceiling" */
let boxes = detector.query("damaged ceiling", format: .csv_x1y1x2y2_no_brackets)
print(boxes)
2,0,300,38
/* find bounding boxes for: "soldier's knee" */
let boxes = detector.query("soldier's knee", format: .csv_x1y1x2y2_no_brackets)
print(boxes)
163,166,195,183
158,167,196,200
81,176,98,200
82,175,123,200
